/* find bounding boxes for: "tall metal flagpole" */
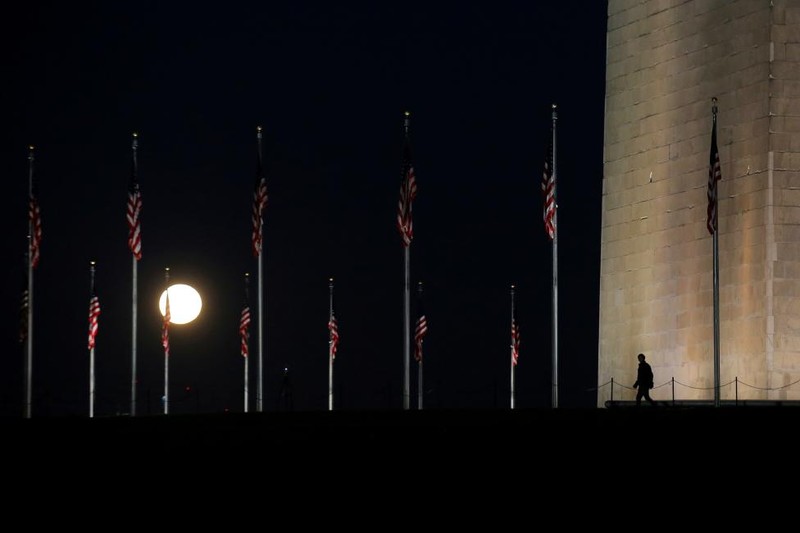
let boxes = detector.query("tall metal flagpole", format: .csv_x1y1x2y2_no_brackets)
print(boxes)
403,112,411,411
130,132,139,417
329,278,334,411
89,261,97,418
551,105,559,409
712,99,721,407
244,273,250,413
25,146,35,419
163,267,170,415
713,222,720,406
510,285,516,410
417,282,423,410
257,126,265,413
404,247,411,410
418,345,423,410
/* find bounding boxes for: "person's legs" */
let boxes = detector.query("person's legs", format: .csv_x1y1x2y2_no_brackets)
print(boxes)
636,389,643,407
644,388,656,406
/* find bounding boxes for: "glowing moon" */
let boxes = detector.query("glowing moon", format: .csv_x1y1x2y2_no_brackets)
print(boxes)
159,284,202,325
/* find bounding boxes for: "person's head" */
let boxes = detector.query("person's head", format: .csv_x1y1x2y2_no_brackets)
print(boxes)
637,353,645,362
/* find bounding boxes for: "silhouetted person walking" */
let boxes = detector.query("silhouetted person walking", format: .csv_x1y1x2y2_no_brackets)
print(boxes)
633,353,656,407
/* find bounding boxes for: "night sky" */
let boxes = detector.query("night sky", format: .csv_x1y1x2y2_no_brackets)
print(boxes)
0,2,608,416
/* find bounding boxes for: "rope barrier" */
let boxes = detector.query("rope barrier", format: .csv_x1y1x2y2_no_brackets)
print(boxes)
586,380,613,392
736,377,800,391
595,379,738,392
673,379,715,390
596,376,800,398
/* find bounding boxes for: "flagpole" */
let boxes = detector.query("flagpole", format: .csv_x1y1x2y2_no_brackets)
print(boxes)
713,230,720,406
397,110,417,411
417,282,423,410
164,267,170,415
329,278,334,411
257,126,265,413
130,132,139,417
551,104,559,409
25,146,35,419
418,355,423,411
89,261,96,418
244,273,250,413
404,247,411,410
712,99,721,407
403,111,411,411
510,285,516,410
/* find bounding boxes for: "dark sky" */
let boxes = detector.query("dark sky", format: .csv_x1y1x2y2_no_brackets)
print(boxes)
0,1,608,415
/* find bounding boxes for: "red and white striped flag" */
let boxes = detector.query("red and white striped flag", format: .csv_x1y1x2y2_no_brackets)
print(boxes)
511,317,520,366
162,291,171,357
251,143,268,257
397,135,417,247
328,314,339,360
542,142,555,240
29,190,42,268
127,168,143,260
88,293,101,350
707,108,722,235
240,303,251,358
414,312,427,363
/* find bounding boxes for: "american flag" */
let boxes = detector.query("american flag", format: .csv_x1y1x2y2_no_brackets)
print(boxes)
88,293,101,350
252,133,268,257
328,314,339,360
511,317,520,366
162,291,171,357
542,141,556,240
414,312,427,363
239,303,251,358
29,190,42,268
707,108,722,235
127,156,143,260
19,289,28,343
397,130,417,247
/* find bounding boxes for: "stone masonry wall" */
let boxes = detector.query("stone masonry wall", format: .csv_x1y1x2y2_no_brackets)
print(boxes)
599,0,800,404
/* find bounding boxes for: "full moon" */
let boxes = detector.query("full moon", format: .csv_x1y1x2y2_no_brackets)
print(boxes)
159,284,202,325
